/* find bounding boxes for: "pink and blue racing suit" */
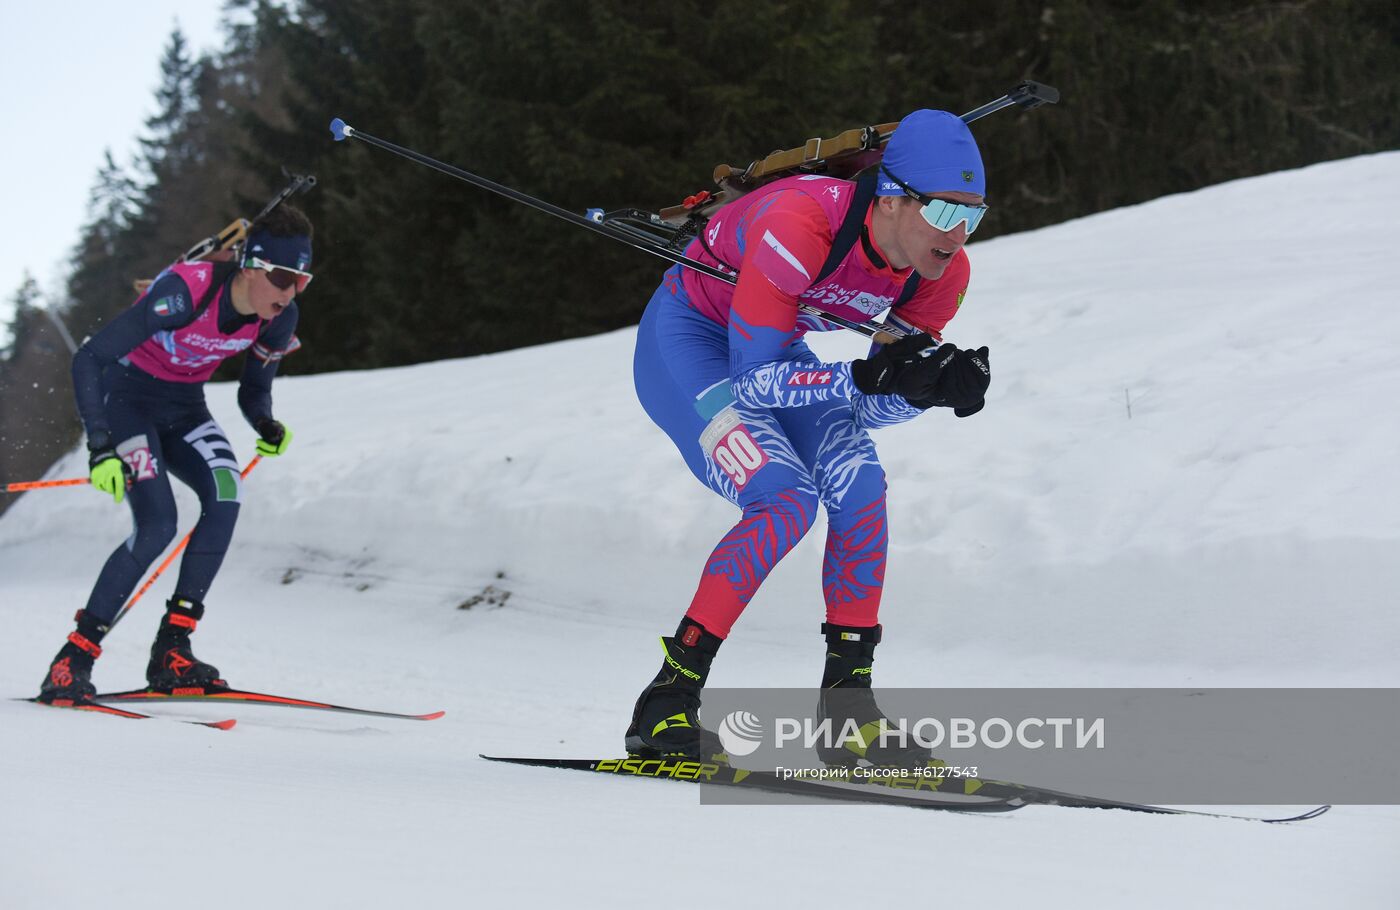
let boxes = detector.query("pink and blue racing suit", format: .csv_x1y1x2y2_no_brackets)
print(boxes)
633,174,969,638
70,261,301,622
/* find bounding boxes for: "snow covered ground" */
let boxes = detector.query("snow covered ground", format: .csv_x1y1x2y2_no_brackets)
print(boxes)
3,153,1398,908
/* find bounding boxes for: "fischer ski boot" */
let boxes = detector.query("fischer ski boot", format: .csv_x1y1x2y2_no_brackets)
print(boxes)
624,618,726,760
816,623,932,769
37,610,109,703
145,596,226,692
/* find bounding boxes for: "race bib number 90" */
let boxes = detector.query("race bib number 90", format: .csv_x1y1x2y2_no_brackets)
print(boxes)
700,408,770,491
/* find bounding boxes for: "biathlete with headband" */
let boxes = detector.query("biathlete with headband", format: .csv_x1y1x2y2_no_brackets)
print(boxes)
37,204,314,703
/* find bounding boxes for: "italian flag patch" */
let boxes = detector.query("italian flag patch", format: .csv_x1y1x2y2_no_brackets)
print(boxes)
213,467,240,502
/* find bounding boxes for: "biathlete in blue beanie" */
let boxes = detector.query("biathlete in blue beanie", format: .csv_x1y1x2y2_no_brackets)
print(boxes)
626,110,995,762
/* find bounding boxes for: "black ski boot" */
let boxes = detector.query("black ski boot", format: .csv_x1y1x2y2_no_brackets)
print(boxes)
816,623,932,769
624,618,726,760
37,610,109,703
145,596,226,692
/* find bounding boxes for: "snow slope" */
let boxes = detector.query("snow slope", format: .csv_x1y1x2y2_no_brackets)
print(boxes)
2,153,1398,908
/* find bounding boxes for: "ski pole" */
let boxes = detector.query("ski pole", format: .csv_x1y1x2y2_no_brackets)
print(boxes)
4,477,90,494
108,455,262,631
331,117,905,343
329,81,1057,345
328,119,741,283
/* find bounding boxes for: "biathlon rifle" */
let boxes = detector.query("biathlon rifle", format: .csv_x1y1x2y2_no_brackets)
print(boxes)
132,170,317,294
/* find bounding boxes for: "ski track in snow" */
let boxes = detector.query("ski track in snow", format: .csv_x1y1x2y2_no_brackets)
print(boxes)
3,152,1399,908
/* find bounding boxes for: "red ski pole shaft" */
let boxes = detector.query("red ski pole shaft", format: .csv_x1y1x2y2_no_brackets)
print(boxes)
4,477,90,493
109,456,263,630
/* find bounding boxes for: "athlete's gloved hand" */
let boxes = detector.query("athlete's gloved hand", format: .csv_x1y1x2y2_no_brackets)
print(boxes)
951,398,985,418
88,448,130,504
254,418,293,457
850,333,941,396
910,346,991,417
890,342,959,402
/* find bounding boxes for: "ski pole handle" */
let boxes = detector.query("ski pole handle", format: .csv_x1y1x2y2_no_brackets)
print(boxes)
4,477,90,494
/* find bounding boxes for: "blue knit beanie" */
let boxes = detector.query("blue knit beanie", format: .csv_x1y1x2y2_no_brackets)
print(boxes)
877,109,985,197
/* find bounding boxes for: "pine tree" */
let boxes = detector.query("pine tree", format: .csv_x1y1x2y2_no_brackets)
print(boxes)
138,27,202,187
133,26,225,265
0,275,81,518
0,275,43,359
65,150,144,339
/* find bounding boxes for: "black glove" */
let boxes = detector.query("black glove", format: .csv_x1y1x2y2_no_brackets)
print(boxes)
891,342,958,402
255,418,284,445
909,346,991,417
849,333,940,395
952,399,985,419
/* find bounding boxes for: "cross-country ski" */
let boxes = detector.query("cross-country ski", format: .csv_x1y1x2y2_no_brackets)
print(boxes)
3,8,1397,907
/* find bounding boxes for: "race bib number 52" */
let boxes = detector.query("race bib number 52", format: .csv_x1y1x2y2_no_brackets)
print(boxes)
116,435,159,482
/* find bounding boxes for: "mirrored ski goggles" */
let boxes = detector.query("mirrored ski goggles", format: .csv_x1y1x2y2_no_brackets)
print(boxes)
914,196,988,234
881,168,988,234
244,257,313,293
